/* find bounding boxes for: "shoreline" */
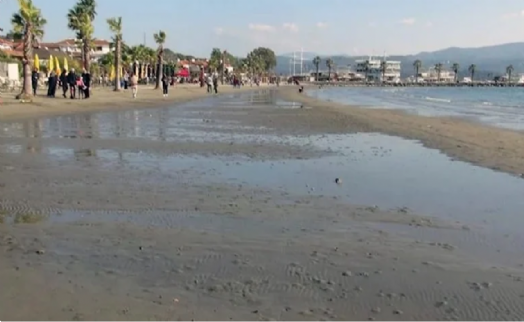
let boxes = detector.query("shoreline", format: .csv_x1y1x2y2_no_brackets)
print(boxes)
279,86,524,176
0,84,271,122
1,87,524,320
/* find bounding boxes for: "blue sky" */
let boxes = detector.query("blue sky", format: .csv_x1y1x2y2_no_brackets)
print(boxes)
1,0,524,57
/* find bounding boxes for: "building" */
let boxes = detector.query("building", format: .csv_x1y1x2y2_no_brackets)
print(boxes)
38,38,111,61
354,57,401,82
419,68,455,82
5,38,111,62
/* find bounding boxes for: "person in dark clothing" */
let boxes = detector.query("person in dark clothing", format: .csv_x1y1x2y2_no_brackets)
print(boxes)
81,68,91,99
162,74,169,97
212,73,218,94
31,68,39,96
67,68,77,99
47,72,58,97
59,71,68,98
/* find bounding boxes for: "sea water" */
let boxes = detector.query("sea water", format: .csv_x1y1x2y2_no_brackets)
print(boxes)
308,86,524,130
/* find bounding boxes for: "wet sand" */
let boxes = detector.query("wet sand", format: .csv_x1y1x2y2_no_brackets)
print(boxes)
1,90,524,320
0,84,267,121
279,86,524,176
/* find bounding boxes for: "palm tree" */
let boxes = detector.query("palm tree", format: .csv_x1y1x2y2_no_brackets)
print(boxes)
107,17,122,91
67,0,96,71
506,64,514,84
326,58,333,81
363,60,371,82
468,64,476,81
434,63,443,82
451,63,460,83
11,0,47,99
153,30,166,89
380,60,387,82
312,56,321,81
413,59,422,83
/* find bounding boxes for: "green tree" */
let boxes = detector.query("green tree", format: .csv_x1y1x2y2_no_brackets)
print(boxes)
468,64,476,81
67,0,96,71
434,63,443,82
312,56,321,81
11,0,47,99
107,16,122,91
506,64,514,84
451,63,460,83
249,47,276,73
325,58,333,81
413,59,422,83
153,30,166,89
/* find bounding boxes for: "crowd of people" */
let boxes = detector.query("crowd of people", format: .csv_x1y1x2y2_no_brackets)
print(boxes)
32,68,92,99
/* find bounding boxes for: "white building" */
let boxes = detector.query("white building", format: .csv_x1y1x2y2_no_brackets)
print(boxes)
355,57,401,82
419,68,455,82
39,38,111,61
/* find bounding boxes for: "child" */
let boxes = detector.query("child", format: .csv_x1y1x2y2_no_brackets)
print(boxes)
76,76,86,99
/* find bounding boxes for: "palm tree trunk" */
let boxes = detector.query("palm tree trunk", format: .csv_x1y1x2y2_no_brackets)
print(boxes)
155,54,162,89
83,38,90,71
21,27,33,97
114,40,122,91
328,68,331,81
315,65,319,81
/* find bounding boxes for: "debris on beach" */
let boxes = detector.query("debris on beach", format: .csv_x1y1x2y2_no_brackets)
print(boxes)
335,178,342,184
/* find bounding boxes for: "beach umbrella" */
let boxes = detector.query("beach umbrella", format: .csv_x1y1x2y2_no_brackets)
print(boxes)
55,56,61,75
48,55,54,74
34,54,40,71
63,57,69,71
109,64,115,81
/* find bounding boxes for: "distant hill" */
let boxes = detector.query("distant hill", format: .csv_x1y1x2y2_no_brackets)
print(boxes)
275,42,524,79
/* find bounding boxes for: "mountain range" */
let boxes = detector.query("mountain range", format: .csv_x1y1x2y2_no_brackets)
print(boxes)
275,42,524,78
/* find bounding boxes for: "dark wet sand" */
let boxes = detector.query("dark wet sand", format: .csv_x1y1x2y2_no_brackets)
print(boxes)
279,86,524,176
1,90,524,320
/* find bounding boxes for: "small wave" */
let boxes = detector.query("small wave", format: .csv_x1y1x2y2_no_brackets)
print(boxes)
425,96,451,103
482,101,493,106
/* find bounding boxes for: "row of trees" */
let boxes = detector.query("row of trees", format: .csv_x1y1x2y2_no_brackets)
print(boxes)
414,60,515,83
311,56,516,83
7,0,277,98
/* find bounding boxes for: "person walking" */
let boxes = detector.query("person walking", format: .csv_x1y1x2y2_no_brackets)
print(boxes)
67,68,77,99
123,71,129,90
82,68,91,99
162,74,169,97
212,72,218,94
31,68,38,96
130,73,138,98
206,74,213,93
59,70,68,98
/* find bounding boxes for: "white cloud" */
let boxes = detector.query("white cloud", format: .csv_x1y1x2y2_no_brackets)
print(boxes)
282,22,299,32
248,23,275,32
214,27,224,36
399,18,416,25
316,22,327,28
502,10,524,19
425,21,433,28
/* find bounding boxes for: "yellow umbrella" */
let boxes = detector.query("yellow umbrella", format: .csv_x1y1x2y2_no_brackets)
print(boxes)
63,57,69,71
109,65,115,81
55,56,61,74
34,54,40,71
48,55,54,74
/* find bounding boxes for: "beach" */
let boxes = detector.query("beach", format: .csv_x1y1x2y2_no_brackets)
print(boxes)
1,86,524,320
280,86,524,176
0,84,263,121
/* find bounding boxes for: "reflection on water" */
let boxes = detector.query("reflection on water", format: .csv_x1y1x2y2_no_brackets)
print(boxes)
2,91,524,267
